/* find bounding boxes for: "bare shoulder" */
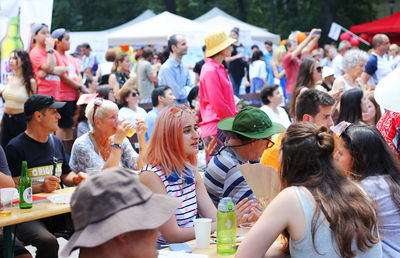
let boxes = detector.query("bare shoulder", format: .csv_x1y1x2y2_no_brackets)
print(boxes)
139,170,167,194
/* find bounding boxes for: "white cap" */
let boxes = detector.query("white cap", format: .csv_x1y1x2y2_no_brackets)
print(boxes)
374,67,400,113
322,66,334,79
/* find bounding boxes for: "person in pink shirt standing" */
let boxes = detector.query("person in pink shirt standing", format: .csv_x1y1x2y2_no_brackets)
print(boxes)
199,30,237,163
282,29,320,101
52,28,88,149
29,23,66,100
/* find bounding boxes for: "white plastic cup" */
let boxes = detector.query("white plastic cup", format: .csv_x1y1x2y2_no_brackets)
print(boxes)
0,188,17,216
194,218,212,249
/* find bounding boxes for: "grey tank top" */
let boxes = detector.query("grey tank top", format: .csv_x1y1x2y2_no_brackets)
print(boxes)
289,186,382,258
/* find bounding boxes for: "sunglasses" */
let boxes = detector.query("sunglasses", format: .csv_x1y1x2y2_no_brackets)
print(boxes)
170,104,195,117
92,98,103,122
132,92,139,97
315,66,323,73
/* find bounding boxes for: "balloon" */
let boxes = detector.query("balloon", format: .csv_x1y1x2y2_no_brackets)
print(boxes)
280,39,287,46
360,33,369,42
120,45,130,52
340,32,351,41
350,36,360,46
297,32,307,43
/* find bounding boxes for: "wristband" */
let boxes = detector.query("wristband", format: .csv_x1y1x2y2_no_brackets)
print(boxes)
47,49,54,54
111,143,122,150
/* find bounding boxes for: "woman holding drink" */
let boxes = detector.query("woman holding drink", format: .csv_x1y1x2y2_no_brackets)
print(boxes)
69,98,147,173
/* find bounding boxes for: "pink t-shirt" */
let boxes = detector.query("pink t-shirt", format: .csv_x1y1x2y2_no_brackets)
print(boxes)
29,47,61,100
282,53,300,95
57,53,80,101
199,58,237,138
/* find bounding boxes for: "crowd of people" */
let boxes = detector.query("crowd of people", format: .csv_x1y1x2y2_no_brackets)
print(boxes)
0,20,399,258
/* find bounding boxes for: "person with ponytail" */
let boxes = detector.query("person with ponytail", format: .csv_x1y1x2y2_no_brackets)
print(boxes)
335,124,400,257
1,50,37,148
237,122,382,258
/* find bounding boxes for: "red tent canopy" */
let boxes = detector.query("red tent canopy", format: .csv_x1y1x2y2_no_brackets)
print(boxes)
350,11,400,34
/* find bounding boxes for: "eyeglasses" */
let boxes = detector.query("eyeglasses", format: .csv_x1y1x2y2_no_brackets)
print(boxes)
92,98,103,122
132,92,139,97
316,66,323,73
170,104,195,117
264,138,275,149
212,137,275,157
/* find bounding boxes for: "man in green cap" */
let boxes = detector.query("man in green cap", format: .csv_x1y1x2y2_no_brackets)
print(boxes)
204,106,285,205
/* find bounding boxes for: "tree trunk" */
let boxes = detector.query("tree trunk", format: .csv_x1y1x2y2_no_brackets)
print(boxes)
237,0,247,21
322,0,335,37
164,0,177,14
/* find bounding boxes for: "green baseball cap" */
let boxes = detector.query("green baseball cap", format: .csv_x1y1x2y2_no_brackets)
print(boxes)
218,106,285,139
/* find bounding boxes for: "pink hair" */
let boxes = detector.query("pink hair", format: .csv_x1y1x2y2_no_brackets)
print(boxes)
144,107,197,176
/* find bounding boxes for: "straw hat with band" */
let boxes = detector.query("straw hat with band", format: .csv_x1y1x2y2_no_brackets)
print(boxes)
218,106,285,139
61,167,180,256
374,67,400,113
205,30,236,58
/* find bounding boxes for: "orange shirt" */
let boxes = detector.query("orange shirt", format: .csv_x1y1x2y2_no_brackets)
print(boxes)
260,133,285,171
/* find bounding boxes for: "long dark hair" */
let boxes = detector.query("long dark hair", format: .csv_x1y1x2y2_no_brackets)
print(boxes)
337,88,363,124
250,50,264,63
280,122,379,257
341,124,400,211
289,58,317,117
11,50,35,96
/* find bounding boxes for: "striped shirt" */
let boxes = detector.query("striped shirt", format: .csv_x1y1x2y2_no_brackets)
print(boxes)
204,147,254,205
140,164,197,243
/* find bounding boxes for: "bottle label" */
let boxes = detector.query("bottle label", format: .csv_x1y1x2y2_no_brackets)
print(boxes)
23,187,32,204
225,219,232,229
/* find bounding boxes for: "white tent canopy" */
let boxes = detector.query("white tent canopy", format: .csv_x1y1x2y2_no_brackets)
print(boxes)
195,7,280,44
107,11,208,46
106,9,156,33
68,10,156,60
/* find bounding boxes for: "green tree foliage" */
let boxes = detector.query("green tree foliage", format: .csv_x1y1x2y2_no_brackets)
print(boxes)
52,0,378,43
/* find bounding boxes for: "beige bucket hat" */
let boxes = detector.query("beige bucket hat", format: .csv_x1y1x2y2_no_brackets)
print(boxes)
205,30,236,58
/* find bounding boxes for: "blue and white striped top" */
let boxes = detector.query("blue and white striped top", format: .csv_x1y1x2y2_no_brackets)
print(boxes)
140,164,198,243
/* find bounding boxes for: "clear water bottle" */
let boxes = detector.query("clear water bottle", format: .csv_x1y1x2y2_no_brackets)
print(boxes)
217,197,236,254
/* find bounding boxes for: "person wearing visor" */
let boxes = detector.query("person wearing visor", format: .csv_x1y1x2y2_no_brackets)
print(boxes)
29,23,66,101
52,28,86,146
199,30,237,164
5,95,87,258
61,167,180,258
204,106,285,205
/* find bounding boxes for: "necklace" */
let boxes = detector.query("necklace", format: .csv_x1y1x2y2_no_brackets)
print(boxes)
89,132,111,161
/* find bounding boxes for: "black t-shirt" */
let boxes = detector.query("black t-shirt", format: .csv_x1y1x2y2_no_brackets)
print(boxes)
5,133,71,180
228,44,246,84
193,59,205,75
0,146,11,176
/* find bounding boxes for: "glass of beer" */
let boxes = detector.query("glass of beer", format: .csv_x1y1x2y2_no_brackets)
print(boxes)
0,188,17,216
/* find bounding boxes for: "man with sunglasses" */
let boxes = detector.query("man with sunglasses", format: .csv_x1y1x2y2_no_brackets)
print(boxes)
204,106,285,205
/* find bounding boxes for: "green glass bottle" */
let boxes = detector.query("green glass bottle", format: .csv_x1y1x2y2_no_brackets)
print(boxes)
0,8,24,84
217,197,236,255
19,161,32,209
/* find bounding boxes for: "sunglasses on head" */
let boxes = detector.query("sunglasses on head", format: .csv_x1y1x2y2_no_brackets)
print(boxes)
316,66,323,73
92,98,103,122
170,104,195,117
132,92,139,97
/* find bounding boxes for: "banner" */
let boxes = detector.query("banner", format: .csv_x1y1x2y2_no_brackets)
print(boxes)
0,0,53,84
328,22,342,41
